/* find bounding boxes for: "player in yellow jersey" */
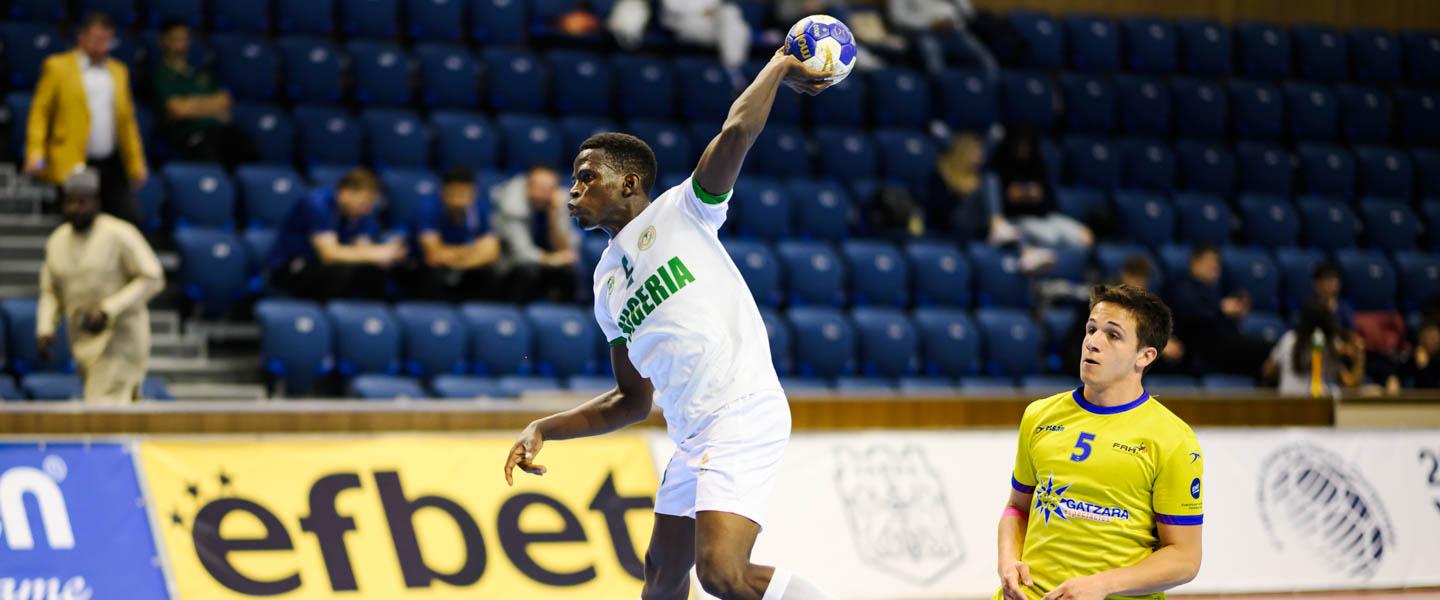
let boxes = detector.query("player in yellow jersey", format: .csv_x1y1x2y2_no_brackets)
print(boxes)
996,284,1203,600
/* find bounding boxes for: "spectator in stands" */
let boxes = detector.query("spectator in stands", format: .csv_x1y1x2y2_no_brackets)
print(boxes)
886,0,997,75
492,166,580,303
153,21,253,168
38,169,163,403
1264,301,1367,396
927,131,996,241
661,0,752,84
1396,321,1440,389
25,12,147,226
1309,262,1355,330
988,127,1088,272
1170,245,1272,378
555,2,603,37
1064,256,1187,374
267,168,405,301
410,168,502,302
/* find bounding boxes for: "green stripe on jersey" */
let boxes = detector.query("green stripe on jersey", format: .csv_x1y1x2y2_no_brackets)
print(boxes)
608,337,627,347
692,178,733,205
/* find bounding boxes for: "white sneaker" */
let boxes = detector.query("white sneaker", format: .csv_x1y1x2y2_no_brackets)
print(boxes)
989,218,1020,246
1019,247,1056,275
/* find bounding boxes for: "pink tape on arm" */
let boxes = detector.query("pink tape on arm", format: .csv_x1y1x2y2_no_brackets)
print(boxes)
1003,505,1029,519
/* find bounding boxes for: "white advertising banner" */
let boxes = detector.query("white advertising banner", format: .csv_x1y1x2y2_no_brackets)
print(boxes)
649,429,1440,599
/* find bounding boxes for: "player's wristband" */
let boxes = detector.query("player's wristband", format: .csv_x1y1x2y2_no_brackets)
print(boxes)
1002,506,1029,519
692,177,733,205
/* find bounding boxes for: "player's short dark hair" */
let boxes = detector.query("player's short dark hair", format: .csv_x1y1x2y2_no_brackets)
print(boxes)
337,168,380,193
579,132,657,195
1090,284,1172,358
1313,262,1341,282
441,166,475,186
79,12,115,32
1189,243,1220,262
160,19,189,34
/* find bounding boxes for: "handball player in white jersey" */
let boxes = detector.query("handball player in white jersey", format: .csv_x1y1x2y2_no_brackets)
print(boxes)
503,48,838,600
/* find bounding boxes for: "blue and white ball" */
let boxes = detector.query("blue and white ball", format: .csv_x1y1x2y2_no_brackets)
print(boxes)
785,15,858,84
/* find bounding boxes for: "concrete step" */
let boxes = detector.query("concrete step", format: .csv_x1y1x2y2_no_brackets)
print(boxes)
186,319,260,342
150,332,208,361
0,235,47,261
0,259,40,287
165,382,267,401
0,284,37,299
148,356,262,385
0,214,59,237
150,310,181,337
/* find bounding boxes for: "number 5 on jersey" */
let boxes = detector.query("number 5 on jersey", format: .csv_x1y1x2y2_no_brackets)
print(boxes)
1071,432,1096,462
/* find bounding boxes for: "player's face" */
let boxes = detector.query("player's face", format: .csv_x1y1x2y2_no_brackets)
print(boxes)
1080,302,1154,385
568,149,628,231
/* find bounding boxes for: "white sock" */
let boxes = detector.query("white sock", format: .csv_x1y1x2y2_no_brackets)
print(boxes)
763,568,835,600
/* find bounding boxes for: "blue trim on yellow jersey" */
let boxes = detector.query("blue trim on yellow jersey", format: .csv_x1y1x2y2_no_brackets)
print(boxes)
1011,476,1036,494
1156,513,1204,525
1071,386,1150,415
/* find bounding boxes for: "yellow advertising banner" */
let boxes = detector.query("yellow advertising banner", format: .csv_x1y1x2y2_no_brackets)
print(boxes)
138,435,657,599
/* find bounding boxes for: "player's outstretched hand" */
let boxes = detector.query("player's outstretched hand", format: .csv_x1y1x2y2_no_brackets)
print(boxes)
503,424,547,486
998,559,1034,600
774,47,838,96
1041,575,1107,600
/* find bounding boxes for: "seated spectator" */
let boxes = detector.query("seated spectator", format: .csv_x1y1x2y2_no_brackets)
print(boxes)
887,0,997,75
1396,321,1440,389
1064,256,1187,374
409,168,502,302
1265,301,1367,397
267,169,404,301
1169,245,1271,377
927,131,997,242
492,166,580,303
556,1,602,37
1309,262,1355,330
661,0,752,83
988,127,1089,272
152,21,253,168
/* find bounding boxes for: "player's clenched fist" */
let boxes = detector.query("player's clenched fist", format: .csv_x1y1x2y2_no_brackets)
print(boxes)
773,48,838,97
1042,575,1108,600
998,559,1034,600
503,424,547,486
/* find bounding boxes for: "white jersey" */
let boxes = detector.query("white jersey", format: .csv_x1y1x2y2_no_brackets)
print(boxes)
592,176,783,441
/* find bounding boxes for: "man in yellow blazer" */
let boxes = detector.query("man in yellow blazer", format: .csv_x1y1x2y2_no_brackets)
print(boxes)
24,13,148,226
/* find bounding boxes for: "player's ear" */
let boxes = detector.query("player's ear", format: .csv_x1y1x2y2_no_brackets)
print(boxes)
1134,346,1158,371
621,173,638,198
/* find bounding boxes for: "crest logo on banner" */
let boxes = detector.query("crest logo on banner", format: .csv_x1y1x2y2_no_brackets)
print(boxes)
1258,443,1394,580
833,445,965,585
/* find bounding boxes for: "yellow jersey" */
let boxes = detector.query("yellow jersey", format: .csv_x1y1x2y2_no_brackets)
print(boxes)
994,387,1204,600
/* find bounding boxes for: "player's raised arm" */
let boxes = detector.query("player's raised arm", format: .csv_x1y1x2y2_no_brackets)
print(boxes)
693,48,835,198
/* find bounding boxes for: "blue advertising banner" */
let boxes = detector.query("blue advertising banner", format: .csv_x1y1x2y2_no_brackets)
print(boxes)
0,442,169,600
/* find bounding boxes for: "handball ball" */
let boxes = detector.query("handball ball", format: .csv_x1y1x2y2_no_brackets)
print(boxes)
785,15,858,84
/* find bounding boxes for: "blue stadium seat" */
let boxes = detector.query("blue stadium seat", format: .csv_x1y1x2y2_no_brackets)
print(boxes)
957,376,1018,395
351,375,429,399
395,302,469,377
1361,203,1420,252
174,229,251,315
460,303,532,375
0,375,17,401
134,177,165,234
1147,375,1202,394
1403,32,1440,86
526,303,599,377
787,307,857,378
293,106,364,167
788,179,850,242
897,377,958,396
1235,142,1294,195
408,0,464,41
22,373,81,401
1040,304,1077,358
1395,88,1440,146
612,55,674,119
326,301,402,376
5,93,31,161
1239,194,1302,249
850,308,919,377
1202,374,1258,392
416,44,480,109
842,240,909,308
379,168,440,228
808,73,867,129
1240,311,1288,345
431,375,499,398
255,300,333,394
1055,186,1104,222
1113,191,1176,248
905,241,970,308
1061,75,1117,134
432,111,499,171
935,70,997,132
495,375,561,397
349,41,412,107
1063,137,1121,190
870,69,931,128
1335,249,1398,310
276,0,335,34
1113,76,1171,136
1221,247,1280,312
968,243,1030,308
751,125,810,178
164,163,235,230
1177,20,1233,77
1336,85,1394,144
213,0,269,32
1394,252,1440,311
1297,196,1360,250
1000,71,1059,130
1355,145,1414,201
1118,138,1175,192
1156,243,1191,283
308,165,353,189
674,57,731,122
743,59,802,126
0,25,61,89
277,38,344,104
1293,26,1349,83
147,0,203,27
729,177,791,240
911,308,979,377
1009,12,1064,70
2,299,72,375
1349,29,1404,84
1229,80,1286,141
562,116,615,160
1096,243,1159,288
875,129,936,187
1065,15,1120,72
1175,141,1235,195
363,109,431,170
498,114,563,171
341,0,398,38
833,377,896,396
232,103,294,163
1122,18,1177,74
1297,143,1356,198
243,229,277,280
780,377,832,396
237,166,305,229
1021,375,1080,394
1236,22,1290,78
814,130,877,182
758,306,792,375
976,308,1043,378
565,375,615,394
547,50,612,116
776,241,846,307
9,0,65,22
471,0,526,44
1286,82,1340,142
1171,78,1228,139
1275,247,1327,310
1174,192,1231,245
1415,149,1440,198
80,0,134,25
629,120,694,179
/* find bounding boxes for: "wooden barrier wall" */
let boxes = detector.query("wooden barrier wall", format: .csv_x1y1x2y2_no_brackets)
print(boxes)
973,0,1440,30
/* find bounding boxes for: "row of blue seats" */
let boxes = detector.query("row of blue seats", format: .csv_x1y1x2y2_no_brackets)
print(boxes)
0,373,171,401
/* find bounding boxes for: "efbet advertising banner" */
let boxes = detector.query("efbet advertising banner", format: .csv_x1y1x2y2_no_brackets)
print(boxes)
0,442,170,600
138,435,658,600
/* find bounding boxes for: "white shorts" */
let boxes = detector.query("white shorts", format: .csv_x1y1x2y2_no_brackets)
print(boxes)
655,390,791,529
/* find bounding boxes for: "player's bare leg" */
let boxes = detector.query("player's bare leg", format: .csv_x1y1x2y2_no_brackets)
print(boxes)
694,511,835,600
642,514,697,600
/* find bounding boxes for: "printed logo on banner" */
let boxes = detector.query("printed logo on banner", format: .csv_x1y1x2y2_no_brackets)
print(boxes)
1421,448,1440,516
1258,443,1395,580
0,443,169,600
833,445,965,585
